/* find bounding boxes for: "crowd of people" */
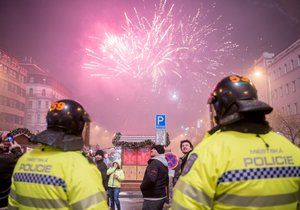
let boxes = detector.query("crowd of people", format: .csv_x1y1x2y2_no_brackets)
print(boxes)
0,74,299,210
0,132,23,209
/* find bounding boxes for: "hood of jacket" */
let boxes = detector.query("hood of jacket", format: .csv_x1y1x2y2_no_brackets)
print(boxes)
150,154,168,167
31,128,83,151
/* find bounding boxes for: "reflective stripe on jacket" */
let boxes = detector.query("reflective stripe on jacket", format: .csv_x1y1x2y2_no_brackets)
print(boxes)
172,130,300,210
9,145,108,209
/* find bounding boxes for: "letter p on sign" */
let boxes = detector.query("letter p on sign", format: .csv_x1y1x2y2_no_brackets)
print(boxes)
155,114,166,129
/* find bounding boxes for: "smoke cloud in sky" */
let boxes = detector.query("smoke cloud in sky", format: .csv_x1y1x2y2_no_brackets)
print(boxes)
0,0,299,136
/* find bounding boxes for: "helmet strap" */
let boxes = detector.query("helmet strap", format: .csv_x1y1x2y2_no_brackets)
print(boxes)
219,112,242,125
209,104,218,128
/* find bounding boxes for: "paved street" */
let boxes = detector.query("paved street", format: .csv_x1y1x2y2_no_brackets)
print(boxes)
118,191,170,210
120,197,143,210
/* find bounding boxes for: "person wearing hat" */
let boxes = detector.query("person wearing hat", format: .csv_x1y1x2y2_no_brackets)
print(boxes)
0,132,23,208
140,145,169,210
95,150,108,191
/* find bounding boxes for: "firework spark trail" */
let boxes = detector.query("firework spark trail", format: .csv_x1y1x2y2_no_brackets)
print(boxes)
83,0,237,91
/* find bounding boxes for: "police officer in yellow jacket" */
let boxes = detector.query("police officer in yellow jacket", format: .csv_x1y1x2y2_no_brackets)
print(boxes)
172,75,300,210
9,99,108,209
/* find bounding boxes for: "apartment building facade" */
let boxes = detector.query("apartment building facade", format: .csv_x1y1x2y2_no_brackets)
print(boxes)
0,49,27,130
267,39,300,117
22,63,72,133
253,39,300,117
251,38,300,145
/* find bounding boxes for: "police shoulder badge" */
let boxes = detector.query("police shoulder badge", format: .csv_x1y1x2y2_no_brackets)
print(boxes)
181,153,198,176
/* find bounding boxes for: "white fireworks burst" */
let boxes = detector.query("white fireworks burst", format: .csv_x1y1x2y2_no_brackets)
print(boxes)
83,0,237,92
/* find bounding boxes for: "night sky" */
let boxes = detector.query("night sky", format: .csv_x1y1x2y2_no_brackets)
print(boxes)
1,0,300,136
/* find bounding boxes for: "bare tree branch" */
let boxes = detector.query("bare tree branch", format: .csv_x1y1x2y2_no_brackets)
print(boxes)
269,111,300,146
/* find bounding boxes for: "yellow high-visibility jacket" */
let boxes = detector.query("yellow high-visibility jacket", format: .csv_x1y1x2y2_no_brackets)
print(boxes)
9,145,108,210
107,167,125,188
172,130,300,210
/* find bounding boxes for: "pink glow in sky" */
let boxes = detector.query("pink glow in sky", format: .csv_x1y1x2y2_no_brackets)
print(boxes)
0,0,299,136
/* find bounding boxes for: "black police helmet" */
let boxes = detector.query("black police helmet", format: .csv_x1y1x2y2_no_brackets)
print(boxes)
46,99,91,136
208,75,273,125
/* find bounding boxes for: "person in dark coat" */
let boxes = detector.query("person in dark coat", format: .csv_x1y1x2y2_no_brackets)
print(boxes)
95,150,108,191
140,145,169,210
173,139,193,186
0,132,23,208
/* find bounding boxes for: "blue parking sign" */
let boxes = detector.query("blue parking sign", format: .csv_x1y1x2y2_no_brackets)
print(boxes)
155,114,166,128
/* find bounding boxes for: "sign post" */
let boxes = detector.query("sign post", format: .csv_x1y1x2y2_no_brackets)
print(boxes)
155,114,166,145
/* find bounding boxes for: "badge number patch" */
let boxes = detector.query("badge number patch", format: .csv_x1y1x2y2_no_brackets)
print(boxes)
181,153,198,176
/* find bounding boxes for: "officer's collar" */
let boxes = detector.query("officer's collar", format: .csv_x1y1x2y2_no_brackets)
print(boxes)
31,129,83,151
220,120,271,134
208,125,221,135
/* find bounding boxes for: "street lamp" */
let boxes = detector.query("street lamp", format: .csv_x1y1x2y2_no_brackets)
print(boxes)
251,66,272,105
254,69,263,77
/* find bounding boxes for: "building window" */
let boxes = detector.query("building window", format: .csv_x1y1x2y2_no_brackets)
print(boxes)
27,114,32,121
42,89,46,96
278,67,282,76
2,97,7,106
3,66,7,73
279,86,283,97
291,81,296,92
16,101,20,110
298,55,300,66
29,88,33,96
17,87,21,96
281,106,285,115
272,70,276,79
20,103,25,111
38,100,41,108
291,103,296,115
287,104,291,116
29,77,34,83
37,114,41,123
14,116,19,124
12,70,17,78
27,101,32,109
3,80,8,90
45,101,49,108
284,64,287,73
294,103,298,114
290,59,294,70
266,60,272,66
274,89,278,99
285,84,289,95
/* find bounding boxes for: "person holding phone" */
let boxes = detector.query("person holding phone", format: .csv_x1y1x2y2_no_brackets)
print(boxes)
107,160,124,210
5,134,13,142
0,132,22,208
